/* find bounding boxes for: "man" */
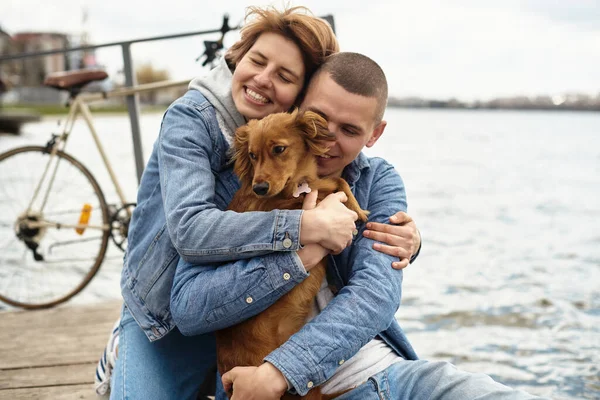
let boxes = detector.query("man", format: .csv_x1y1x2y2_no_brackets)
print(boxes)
171,53,542,399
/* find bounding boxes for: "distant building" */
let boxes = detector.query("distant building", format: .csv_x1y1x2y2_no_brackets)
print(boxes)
0,25,11,56
1,31,102,104
68,35,100,71
11,32,70,86
0,25,16,93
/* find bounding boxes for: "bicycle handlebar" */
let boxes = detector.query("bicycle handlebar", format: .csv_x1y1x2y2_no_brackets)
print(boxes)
196,14,232,66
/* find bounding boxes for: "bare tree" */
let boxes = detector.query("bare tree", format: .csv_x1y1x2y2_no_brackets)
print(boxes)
135,63,170,104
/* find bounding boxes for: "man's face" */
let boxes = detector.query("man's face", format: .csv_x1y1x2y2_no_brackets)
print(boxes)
300,72,386,178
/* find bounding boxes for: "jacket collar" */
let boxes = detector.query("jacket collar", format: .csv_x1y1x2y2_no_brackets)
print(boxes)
342,152,370,186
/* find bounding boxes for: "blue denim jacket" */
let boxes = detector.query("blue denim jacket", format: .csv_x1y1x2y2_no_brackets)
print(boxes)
121,90,306,341
171,153,419,396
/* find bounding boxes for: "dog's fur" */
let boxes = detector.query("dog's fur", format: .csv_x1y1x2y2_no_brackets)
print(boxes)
216,110,369,400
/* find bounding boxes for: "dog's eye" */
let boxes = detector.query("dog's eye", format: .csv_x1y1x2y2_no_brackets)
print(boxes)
273,146,286,155
249,152,257,160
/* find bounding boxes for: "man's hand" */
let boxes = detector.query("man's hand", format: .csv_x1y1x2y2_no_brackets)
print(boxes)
222,363,288,400
300,190,358,254
363,212,421,269
297,243,329,271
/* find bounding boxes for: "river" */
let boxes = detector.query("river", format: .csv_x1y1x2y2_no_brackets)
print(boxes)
1,108,598,399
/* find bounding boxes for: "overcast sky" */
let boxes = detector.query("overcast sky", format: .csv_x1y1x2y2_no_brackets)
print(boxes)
2,0,599,100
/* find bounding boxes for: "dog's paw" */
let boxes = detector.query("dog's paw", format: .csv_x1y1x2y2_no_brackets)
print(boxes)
357,209,370,222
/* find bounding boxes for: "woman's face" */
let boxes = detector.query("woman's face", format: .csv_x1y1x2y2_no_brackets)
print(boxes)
232,32,306,120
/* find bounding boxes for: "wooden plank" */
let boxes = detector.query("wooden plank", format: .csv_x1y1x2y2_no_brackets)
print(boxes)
0,302,121,370
0,301,121,331
0,300,121,399
0,363,96,390
0,383,97,400
1,332,110,369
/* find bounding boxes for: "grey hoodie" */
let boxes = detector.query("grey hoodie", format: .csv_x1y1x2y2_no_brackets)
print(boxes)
188,57,246,145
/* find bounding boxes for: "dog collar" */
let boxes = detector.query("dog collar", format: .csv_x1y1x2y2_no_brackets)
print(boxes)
293,181,312,198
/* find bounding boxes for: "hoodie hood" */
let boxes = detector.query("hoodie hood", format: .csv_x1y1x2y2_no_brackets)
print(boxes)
189,57,246,144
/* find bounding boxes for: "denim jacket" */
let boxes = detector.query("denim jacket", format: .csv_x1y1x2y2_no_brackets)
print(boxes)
171,153,418,396
121,89,305,341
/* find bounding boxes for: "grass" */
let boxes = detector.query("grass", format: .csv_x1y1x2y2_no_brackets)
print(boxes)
2,104,167,115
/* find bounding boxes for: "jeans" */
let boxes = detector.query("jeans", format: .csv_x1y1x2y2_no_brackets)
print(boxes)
111,306,543,400
334,359,544,400
110,306,219,400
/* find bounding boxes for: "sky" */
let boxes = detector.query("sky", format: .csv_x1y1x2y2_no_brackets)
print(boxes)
1,0,599,101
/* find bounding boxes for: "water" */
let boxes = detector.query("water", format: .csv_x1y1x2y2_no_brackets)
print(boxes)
1,109,599,399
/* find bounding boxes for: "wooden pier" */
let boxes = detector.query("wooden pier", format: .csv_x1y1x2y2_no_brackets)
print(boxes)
0,301,121,399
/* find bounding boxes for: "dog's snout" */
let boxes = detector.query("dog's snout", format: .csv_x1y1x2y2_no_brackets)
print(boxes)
253,182,270,196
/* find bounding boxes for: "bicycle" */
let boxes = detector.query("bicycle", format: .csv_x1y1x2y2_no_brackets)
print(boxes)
0,70,190,309
0,15,237,309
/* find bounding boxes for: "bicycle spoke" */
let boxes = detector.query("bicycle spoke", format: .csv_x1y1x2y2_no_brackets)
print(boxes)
0,180,24,218
0,233,19,252
0,147,110,308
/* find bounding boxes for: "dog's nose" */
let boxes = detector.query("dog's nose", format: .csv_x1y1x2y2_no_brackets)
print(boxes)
253,182,269,196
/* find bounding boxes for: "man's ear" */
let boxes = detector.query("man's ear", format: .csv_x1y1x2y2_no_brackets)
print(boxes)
366,120,386,148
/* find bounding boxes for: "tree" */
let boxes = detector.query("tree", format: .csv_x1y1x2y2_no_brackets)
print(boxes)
135,63,170,104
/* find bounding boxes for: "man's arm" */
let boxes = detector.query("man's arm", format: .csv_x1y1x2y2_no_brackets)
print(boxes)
364,212,422,269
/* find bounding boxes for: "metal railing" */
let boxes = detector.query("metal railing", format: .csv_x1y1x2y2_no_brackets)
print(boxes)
0,15,335,182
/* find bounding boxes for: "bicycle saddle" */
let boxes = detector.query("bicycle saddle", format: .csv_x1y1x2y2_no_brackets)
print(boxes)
44,69,108,91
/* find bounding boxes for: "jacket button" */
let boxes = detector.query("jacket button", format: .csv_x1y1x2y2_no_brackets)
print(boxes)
283,272,291,280
307,381,314,388
246,296,253,304
338,359,345,365
283,238,292,248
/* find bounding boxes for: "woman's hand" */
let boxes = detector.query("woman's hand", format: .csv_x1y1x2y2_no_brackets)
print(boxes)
222,363,288,400
300,190,358,254
297,243,329,271
363,212,421,269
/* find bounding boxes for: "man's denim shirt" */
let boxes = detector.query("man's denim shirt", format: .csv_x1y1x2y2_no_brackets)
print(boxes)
171,146,419,395
121,90,305,342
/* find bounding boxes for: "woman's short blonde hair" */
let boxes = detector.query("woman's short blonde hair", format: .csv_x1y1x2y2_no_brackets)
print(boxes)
226,6,339,86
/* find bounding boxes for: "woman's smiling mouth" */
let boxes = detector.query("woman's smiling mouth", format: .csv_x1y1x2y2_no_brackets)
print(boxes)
245,87,270,104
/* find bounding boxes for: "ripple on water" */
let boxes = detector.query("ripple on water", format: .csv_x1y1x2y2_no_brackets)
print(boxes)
555,252,579,260
444,285,482,294
421,307,541,331
535,200,569,216
582,256,600,266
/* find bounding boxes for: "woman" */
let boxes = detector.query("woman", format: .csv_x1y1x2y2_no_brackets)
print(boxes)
108,6,420,399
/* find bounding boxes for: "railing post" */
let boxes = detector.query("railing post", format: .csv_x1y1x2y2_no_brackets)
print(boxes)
322,15,336,34
121,43,145,183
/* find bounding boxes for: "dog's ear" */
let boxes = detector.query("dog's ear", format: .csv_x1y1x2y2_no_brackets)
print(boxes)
233,124,253,183
296,110,335,156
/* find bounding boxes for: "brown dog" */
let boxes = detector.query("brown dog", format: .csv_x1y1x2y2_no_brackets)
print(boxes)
216,110,369,399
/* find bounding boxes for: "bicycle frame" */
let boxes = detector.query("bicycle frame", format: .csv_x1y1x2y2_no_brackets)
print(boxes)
26,78,191,233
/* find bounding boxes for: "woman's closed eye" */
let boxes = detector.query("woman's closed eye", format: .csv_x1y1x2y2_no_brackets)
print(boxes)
279,73,293,83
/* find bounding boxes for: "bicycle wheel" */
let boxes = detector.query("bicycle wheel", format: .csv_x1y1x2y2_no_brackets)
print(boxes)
0,146,110,309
